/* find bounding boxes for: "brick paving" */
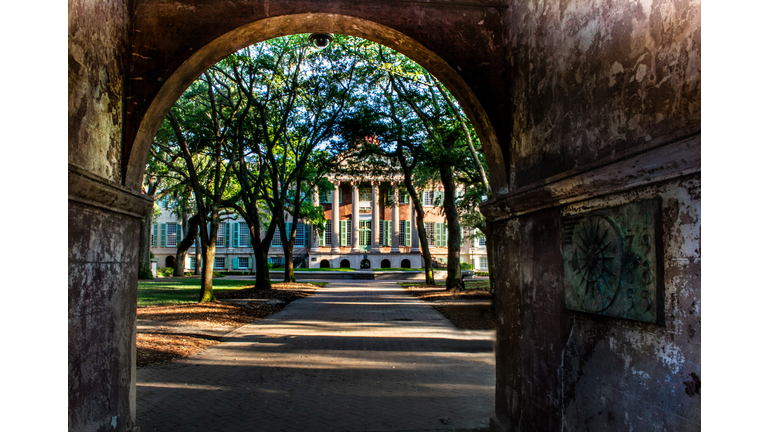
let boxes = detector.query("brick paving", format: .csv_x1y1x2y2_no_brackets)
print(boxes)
136,281,495,431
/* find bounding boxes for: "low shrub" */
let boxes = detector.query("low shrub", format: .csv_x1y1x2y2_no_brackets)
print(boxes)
156,267,174,277
475,271,489,276
460,262,475,270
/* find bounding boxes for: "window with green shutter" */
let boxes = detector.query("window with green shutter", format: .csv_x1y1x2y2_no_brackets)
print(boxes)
233,222,240,247
160,223,167,248
152,223,158,247
340,220,347,246
406,221,411,246
232,257,239,270
225,223,230,248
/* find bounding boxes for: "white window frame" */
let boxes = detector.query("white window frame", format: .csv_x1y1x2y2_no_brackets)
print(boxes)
238,257,249,269
216,227,226,247
214,257,226,269
239,222,250,247
359,187,372,209
423,190,435,207
167,223,178,247
324,221,332,245
271,231,282,246
269,256,283,265
425,222,435,246
295,222,305,246
479,256,488,269
189,257,196,271
478,233,486,247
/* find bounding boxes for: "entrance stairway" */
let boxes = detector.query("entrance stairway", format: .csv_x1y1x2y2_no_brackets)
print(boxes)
352,272,375,280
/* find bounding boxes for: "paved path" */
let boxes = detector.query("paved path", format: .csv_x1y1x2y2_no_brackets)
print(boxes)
136,281,495,432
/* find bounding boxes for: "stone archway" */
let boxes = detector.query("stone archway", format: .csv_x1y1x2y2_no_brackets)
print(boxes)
339,259,351,268
69,2,701,431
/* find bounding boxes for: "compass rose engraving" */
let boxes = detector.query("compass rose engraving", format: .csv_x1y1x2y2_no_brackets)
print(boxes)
570,217,622,312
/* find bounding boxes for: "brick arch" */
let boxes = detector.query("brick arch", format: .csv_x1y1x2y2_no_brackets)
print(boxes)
124,11,507,193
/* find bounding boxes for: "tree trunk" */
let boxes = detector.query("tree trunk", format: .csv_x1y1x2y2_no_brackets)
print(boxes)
254,244,272,290
138,214,153,279
282,221,297,283
439,165,464,290
174,214,200,276
199,222,218,302
194,234,201,275
173,207,189,276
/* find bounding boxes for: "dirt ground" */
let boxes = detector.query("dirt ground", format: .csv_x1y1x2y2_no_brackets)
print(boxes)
136,282,316,367
136,281,495,368
404,285,496,331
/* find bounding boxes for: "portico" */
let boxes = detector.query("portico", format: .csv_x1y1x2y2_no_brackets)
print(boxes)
309,175,423,269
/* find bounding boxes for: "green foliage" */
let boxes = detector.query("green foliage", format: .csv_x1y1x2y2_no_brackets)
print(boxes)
156,267,175,277
460,262,475,270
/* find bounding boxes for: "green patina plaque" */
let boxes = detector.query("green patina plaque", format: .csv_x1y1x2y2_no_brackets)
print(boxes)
563,198,664,324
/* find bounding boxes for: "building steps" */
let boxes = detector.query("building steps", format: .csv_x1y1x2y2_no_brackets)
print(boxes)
352,273,375,280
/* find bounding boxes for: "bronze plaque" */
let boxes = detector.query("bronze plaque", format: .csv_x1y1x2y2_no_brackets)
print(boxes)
563,199,664,324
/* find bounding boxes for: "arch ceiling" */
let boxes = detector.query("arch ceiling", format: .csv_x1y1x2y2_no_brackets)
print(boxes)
125,4,510,193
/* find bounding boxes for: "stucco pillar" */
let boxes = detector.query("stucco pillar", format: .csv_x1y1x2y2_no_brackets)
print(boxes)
351,180,360,253
310,185,320,252
331,181,340,253
371,181,380,253
391,181,400,253
411,200,420,253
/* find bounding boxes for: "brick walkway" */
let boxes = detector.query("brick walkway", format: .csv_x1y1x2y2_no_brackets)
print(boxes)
136,281,495,432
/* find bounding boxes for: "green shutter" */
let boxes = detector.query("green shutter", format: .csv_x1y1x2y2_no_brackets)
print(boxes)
233,223,239,247
340,221,346,246
232,257,239,270
385,221,391,246
178,223,183,241
225,223,230,248
160,223,166,248
406,221,411,246
152,223,158,247
247,257,252,269
443,224,449,247
319,224,325,246
436,191,444,206
436,223,443,247
304,223,310,246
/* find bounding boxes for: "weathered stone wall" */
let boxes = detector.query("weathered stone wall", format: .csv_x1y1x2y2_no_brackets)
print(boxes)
490,176,700,431
69,0,131,184
503,0,701,188
69,1,145,430
69,201,140,432
487,0,701,430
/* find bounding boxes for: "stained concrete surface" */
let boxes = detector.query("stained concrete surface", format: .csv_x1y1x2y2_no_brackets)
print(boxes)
136,281,495,431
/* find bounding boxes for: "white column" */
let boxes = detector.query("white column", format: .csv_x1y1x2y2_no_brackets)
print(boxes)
391,181,400,253
410,200,420,252
331,181,340,253
371,181,380,253
310,185,320,252
351,180,360,252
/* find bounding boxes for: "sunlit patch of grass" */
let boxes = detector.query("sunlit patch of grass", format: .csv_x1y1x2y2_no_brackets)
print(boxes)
137,279,255,307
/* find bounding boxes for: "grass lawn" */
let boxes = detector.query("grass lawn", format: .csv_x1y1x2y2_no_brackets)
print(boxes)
398,280,491,290
138,279,327,307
